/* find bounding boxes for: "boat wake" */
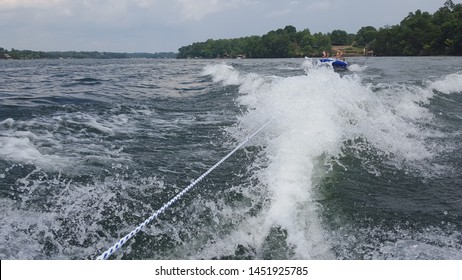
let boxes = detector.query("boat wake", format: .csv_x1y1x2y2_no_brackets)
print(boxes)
200,62,462,259
1,59,461,260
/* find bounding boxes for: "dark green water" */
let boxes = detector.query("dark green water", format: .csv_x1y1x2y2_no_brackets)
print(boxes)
0,57,461,259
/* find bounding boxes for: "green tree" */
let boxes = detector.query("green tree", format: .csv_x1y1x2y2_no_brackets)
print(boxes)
262,30,291,58
245,36,268,58
330,30,348,45
399,9,437,55
299,29,314,56
367,1,462,56
432,0,462,54
369,25,401,56
312,32,332,56
355,26,377,47
177,2,462,58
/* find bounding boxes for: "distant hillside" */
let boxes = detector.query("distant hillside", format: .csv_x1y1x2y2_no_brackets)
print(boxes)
177,26,332,59
0,48,177,60
178,0,462,58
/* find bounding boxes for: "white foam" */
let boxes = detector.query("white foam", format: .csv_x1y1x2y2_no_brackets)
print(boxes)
429,72,462,94
348,64,368,72
202,63,241,85
0,109,139,171
86,119,115,136
0,167,169,259
380,239,462,260
1,118,15,128
0,136,66,168
202,62,445,258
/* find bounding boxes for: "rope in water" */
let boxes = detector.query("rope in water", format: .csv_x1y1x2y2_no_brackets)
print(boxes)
97,118,273,260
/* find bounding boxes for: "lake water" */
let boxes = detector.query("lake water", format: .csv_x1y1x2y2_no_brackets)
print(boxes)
0,57,461,259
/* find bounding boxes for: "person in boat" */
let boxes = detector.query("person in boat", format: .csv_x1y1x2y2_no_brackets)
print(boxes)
322,50,329,58
335,50,343,59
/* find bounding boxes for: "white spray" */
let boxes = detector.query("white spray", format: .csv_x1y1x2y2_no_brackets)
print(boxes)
202,62,444,259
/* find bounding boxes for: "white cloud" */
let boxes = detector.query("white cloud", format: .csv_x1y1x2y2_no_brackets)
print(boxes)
79,0,129,21
135,0,151,8
175,0,252,21
0,0,254,24
0,0,155,16
305,1,333,12
0,0,65,10
176,0,229,21
266,8,291,19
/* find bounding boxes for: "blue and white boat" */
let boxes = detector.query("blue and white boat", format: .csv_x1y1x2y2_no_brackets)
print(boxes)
318,58,348,71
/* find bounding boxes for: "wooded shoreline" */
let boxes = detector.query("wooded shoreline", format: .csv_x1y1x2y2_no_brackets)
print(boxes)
2,1,461,60
177,1,462,59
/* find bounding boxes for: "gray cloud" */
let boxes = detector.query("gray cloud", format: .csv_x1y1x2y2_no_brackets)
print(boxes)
0,0,457,52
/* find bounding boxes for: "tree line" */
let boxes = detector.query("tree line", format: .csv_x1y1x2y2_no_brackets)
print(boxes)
177,26,334,59
369,0,462,55
0,48,177,60
178,0,462,58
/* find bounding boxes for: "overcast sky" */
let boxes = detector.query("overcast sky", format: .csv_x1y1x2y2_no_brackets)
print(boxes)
0,0,458,52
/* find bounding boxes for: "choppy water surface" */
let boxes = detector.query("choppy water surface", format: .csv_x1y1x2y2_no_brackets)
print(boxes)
0,57,461,259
